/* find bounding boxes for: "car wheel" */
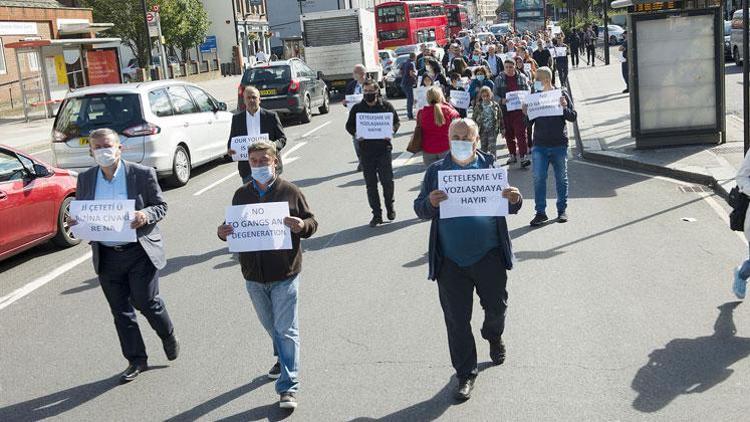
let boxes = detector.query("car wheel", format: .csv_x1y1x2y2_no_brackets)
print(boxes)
299,95,312,123
735,46,743,66
51,196,81,248
610,35,617,46
167,145,191,187
318,90,330,114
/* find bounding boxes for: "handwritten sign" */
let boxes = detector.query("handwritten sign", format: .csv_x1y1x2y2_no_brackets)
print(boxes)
523,89,564,120
356,112,393,140
450,90,471,109
70,200,136,242
225,202,292,252
345,94,363,110
505,90,528,111
230,134,270,161
551,46,567,57
437,168,509,219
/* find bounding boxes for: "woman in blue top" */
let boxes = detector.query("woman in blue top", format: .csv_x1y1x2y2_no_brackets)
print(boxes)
467,67,495,104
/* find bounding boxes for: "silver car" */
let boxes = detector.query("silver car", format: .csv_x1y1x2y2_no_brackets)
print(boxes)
51,80,233,187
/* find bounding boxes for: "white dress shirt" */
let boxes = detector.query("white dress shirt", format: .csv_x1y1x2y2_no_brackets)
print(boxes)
246,110,261,136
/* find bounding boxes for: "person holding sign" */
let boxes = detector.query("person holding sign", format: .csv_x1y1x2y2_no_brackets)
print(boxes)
522,67,577,227
344,64,368,170
493,59,531,167
217,141,317,410
345,80,400,227
551,38,569,87
227,86,287,184
413,119,522,401
72,128,178,383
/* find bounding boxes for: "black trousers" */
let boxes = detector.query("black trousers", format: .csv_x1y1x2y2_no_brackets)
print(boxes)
436,249,508,380
98,244,174,365
360,141,394,217
622,61,629,87
556,61,569,86
586,45,596,65
571,48,579,67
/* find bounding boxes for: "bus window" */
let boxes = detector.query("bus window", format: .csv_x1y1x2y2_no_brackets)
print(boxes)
377,5,405,24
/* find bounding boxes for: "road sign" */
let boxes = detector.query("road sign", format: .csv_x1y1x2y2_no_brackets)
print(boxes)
147,12,159,37
199,35,217,53
152,5,160,12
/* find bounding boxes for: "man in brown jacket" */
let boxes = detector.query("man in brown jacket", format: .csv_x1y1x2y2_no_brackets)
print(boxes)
217,141,317,410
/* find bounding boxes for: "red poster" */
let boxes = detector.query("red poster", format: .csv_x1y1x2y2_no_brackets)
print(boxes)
86,49,121,85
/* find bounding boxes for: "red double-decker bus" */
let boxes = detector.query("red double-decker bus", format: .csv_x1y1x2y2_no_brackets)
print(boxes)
375,1,449,49
445,4,469,37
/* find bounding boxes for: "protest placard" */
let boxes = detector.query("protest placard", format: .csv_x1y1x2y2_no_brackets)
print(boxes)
524,63,532,74
356,112,393,139
230,134,270,161
70,199,136,242
415,86,428,110
556,46,567,57
345,94,363,110
437,168,509,219
450,90,471,110
523,89,564,120
505,90,528,111
225,202,292,252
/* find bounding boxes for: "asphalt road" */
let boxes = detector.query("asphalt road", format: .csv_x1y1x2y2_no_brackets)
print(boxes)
1,93,749,421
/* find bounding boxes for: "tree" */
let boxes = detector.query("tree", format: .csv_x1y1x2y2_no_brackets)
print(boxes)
160,0,210,61
81,0,158,67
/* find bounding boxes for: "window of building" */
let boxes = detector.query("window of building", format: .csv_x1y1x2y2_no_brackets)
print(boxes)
0,39,6,75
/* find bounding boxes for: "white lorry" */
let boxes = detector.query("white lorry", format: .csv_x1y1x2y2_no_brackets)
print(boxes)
301,8,382,94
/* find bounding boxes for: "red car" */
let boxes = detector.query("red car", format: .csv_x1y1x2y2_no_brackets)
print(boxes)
0,145,80,261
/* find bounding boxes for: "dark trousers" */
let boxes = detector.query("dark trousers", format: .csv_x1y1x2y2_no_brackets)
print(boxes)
556,60,569,86
586,45,596,65
402,84,414,119
98,244,174,365
437,249,508,379
360,141,394,217
622,62,629,88
571,48,579,67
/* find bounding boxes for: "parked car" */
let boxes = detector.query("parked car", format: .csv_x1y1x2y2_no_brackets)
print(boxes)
394,44,420,57
725,20,732,60
384,54,411,98
51,80,232,187
379,49,397,73
598,25,626,45
489,23,511,36
0,145,79,261
238,58,329,123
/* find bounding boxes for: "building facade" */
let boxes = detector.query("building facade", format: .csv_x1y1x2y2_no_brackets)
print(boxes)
474,0,497,24
201,0,270,69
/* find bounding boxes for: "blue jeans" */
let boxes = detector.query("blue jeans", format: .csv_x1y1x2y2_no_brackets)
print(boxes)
402,84,414,118
245,275,300,394
532,145,568,215
740,245,750,280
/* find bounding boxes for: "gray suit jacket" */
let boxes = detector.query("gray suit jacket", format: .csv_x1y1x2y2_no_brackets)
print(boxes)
75,161,168,274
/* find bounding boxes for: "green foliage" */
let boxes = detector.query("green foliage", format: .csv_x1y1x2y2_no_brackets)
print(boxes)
160,0,210,61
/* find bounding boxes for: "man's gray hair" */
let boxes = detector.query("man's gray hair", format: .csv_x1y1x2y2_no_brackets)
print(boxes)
89,128,120,143
248,140,278,157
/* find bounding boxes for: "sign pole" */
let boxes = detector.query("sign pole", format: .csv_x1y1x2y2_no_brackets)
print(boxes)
140,0,152,74
156,14,169,78
603,0,610,65
744,0,749,153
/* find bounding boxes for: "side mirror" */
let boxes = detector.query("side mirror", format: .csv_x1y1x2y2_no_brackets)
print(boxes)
32,164,50,177
317,71,324,80
217,102,228,112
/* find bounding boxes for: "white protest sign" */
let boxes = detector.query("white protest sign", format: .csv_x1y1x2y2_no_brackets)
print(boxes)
230,134,270,161
356,112,393,140
556,46,567,57
225,202,292,252
450,90,471,110
437,168,509,219
523,63,532,73
345,94,363,110
523,89,564,120
505,90,528,111
507,52,516,59
70,200,137,242
415,86,428,110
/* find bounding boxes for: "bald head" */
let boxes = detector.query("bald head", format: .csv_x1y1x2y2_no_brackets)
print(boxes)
353,64,366,83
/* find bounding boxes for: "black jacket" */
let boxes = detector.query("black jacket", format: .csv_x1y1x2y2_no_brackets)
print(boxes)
345,98,401,143
227,108,287,179
344,79,363,96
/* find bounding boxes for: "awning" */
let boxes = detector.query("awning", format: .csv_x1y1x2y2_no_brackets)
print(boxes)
5,38,122,49
59,23,114,35
611,0,633,7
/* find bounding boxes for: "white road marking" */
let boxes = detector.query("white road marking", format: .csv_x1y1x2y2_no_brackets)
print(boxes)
32,148,51,156
193,171,238,196
302,121,331,138
393,151,417,169
285,156,300,165
282,142,307,160
0,252,93,311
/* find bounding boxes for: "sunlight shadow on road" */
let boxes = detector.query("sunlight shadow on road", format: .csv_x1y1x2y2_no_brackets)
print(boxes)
164,376,273,421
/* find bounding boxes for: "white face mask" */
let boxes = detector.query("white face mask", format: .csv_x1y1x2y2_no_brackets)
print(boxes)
93,147,119,168
450,140,475,162
251,165,274,184
534,81,544,91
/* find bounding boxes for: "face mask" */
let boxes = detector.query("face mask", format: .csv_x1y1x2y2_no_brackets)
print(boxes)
534,81,544,91
477,75,485,81
450,140,474,162
364,92,377,103
93,147,119,167
251,165,274,184
473,55,480,61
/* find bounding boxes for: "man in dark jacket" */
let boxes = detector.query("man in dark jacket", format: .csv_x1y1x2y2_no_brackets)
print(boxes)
414,118,522,401
568,30,580,68
343,64,368,170
494,59,531,167
346,80,400,227
227,86,287,183
217,141,317,410
523,67,577,226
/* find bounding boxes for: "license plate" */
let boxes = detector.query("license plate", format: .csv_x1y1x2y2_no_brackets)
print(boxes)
78,137,89,146
260,89,277,96
332,80,347,87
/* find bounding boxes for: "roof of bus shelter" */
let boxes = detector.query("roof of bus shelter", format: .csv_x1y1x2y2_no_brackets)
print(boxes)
4,38,121,49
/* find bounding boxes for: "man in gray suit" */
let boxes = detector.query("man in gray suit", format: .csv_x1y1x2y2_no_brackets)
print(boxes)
73,128,179,383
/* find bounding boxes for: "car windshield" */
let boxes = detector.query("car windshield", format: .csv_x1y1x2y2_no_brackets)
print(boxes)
242,66,291,85
54,94,143,137
379,52,391,60
725,21,732,35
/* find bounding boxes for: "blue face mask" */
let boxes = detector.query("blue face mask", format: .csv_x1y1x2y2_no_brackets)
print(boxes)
251,165,274,184
450,140,475,162
477,75,485,81
473,55,480,61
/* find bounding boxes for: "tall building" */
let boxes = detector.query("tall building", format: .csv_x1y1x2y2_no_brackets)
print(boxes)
474,0,498,24
201,0,270,68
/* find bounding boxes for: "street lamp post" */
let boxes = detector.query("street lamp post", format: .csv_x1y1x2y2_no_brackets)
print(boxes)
603,0,610,65
140,0,152,73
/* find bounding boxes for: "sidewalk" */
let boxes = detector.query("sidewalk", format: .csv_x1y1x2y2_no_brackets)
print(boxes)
567,62,741,198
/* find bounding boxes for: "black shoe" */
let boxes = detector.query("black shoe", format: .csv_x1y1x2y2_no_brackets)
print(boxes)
558,212,569,223
387,209,396,221
489,337,506,365
163,334,180,361
279,392,298,409
622,88,629,93
520,157,531,168
369,215,383,227
530,213,549,227
356,163,362,172
454,376,475,401
268,361,281,380
119,363,147,383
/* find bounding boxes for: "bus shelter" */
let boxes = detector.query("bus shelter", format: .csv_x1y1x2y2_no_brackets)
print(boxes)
4,37,121,122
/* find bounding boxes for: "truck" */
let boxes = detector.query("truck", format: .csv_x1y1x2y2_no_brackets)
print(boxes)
301,8,382,95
